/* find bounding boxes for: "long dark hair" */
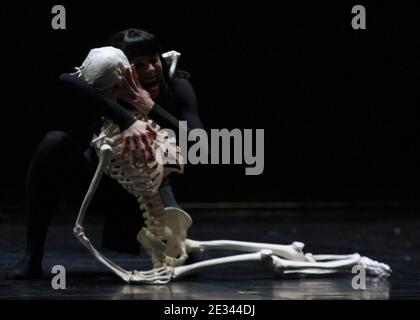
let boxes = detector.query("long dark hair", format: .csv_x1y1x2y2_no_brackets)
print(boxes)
107,28,189,90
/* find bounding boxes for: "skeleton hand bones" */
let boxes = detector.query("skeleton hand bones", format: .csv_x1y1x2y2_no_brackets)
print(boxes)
72,47,391,284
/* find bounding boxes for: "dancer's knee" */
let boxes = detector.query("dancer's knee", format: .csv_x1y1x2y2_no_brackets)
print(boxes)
41,131,71,147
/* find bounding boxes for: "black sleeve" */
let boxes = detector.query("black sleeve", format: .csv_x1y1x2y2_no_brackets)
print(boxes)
148,78,205,133
149,78,209,161
59,73,136,131
173,78,205,130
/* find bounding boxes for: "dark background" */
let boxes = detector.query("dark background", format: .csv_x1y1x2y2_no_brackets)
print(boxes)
1,1,420,207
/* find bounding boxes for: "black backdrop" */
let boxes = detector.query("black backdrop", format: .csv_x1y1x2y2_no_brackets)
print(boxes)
1,1,420,206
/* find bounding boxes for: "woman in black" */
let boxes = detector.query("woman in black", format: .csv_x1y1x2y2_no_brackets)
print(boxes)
6,28,204,279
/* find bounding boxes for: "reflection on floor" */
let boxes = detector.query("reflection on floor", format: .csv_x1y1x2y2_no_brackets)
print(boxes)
0,208,419,300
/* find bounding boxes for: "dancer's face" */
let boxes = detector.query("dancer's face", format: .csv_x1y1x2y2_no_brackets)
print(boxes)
133,53,163,99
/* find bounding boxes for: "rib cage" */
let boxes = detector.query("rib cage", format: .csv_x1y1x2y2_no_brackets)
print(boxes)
91,117,185,266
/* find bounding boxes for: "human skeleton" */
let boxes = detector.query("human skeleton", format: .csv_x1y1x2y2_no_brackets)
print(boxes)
73,47,391,284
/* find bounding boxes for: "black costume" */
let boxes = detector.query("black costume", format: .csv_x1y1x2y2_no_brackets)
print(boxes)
8,72,204,279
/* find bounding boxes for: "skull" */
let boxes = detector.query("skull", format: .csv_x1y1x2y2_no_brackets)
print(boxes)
74,46,130,96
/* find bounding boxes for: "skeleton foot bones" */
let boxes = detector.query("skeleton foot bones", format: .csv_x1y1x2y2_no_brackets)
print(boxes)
74,119,391,284
73,47,391,284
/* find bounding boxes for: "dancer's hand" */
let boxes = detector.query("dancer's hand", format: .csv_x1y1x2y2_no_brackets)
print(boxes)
121,120,157,164
117,65,155,117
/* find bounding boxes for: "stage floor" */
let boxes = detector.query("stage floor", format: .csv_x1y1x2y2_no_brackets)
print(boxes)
0,208,419,300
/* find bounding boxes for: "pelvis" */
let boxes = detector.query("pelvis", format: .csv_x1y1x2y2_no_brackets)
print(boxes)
137,207,193,268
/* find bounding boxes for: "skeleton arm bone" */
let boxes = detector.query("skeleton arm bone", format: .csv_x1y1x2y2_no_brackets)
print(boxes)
74,143,111,232
73,143,136,282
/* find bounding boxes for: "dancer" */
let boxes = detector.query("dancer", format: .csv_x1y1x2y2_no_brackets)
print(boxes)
6,28,204,279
